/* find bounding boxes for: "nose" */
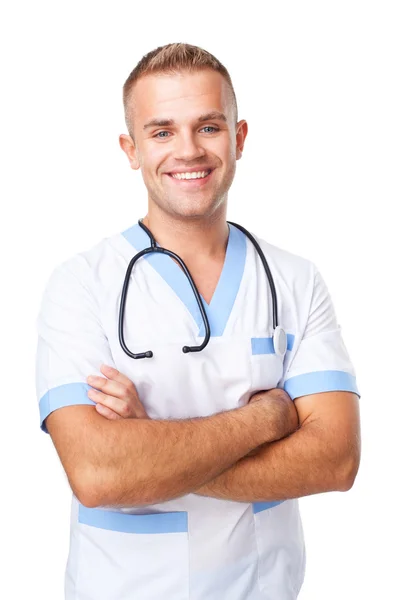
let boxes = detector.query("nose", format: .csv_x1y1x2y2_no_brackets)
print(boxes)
173,130,206,162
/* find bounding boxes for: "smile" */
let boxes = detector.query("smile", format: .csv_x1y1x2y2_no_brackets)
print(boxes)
167,169,214,185
170,170,211,180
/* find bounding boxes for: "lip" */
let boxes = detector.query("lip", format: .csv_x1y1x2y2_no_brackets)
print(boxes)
167,167,214,175
165,169,214,187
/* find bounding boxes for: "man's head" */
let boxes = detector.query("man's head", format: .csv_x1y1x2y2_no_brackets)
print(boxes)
119,42,248,222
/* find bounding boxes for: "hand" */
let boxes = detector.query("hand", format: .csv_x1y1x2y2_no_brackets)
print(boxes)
249,388,299,442
86,364,149,420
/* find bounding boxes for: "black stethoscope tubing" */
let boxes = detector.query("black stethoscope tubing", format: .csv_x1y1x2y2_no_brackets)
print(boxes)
119,219,280,359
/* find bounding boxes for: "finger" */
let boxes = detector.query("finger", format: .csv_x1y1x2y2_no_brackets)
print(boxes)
100,364,138,391
95,402,122,420
87,375,131,401
87,388,132,418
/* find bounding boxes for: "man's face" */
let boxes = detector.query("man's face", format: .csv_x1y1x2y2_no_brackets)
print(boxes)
120,69,248,220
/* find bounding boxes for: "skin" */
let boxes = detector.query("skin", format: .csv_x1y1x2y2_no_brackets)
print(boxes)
87,365,361,503
88,365,297,462
119,69,248,268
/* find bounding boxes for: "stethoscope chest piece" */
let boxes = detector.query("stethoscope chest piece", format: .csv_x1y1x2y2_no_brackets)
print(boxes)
273,326,287,357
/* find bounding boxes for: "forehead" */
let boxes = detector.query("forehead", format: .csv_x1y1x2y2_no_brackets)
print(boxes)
129,69,234,125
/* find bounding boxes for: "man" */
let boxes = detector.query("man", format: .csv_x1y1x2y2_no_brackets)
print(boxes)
36,42,361,600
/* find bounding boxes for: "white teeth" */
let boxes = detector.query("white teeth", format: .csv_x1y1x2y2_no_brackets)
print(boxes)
171,170,210,180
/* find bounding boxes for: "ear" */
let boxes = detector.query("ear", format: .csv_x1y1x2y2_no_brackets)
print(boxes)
119,134,140,170
235,120,248,160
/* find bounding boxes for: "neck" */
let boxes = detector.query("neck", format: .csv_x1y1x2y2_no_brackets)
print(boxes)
141,205,229,264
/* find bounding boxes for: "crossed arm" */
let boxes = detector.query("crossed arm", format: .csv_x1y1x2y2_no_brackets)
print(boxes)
46,365,361,507
194,390,360,502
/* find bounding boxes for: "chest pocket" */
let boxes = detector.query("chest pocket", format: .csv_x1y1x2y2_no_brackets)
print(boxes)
249,336,285,394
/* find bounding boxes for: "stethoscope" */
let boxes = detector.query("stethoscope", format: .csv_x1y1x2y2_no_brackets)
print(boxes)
119,219,287,359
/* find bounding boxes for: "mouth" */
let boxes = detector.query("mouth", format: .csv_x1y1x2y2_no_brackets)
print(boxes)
165,169,214,186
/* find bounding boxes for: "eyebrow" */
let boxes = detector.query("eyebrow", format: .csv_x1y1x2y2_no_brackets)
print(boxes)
142,111,228,131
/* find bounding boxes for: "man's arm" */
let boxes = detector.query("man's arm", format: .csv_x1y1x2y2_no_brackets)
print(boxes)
45,387,298,508
194,391,361,501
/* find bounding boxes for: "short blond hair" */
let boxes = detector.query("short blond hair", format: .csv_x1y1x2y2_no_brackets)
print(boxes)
123,42,238,138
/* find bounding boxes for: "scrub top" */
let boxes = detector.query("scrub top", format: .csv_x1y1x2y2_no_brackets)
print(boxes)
35,221,360,600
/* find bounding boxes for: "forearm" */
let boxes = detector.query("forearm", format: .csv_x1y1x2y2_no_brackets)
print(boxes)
194,419,359,502
83,401,281,508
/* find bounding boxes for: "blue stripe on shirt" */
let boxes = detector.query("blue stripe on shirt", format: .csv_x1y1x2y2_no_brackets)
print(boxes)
284,370,359,399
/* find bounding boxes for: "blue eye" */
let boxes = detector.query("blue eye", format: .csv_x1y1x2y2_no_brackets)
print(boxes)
154,126,220,139
201,126,219,133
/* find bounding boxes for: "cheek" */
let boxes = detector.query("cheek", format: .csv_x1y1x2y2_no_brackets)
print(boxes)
222,154,237,184
220,140,237,171
139,144,165,173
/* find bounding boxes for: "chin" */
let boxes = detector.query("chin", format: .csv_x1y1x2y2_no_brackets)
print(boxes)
174,200,222,220
150,185,226,220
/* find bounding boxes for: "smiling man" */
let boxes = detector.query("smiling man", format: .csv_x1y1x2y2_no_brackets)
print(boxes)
118,61,246,279
36,43,361,600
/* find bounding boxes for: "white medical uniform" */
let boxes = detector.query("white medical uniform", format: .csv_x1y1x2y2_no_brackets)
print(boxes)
36,221,360,600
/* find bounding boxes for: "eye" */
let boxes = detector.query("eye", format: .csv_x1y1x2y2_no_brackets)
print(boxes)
153,126,220,139
154,131,170,138
201,126,219,133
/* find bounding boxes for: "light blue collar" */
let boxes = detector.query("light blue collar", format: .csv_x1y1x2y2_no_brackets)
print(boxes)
121,222,247,337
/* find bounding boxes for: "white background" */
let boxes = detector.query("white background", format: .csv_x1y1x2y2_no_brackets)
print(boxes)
1,1,399,598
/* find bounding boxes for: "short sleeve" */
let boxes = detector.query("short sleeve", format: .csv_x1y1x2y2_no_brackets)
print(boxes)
35,257,116,433
281,265,360,400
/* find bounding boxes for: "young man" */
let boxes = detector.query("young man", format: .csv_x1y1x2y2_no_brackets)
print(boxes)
36,43,361,600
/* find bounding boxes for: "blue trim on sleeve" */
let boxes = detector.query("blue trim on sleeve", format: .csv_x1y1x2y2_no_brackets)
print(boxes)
78,504,188,534
39,382,95,433
253,500,285,513
284,370,360,400
251,334,295,355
